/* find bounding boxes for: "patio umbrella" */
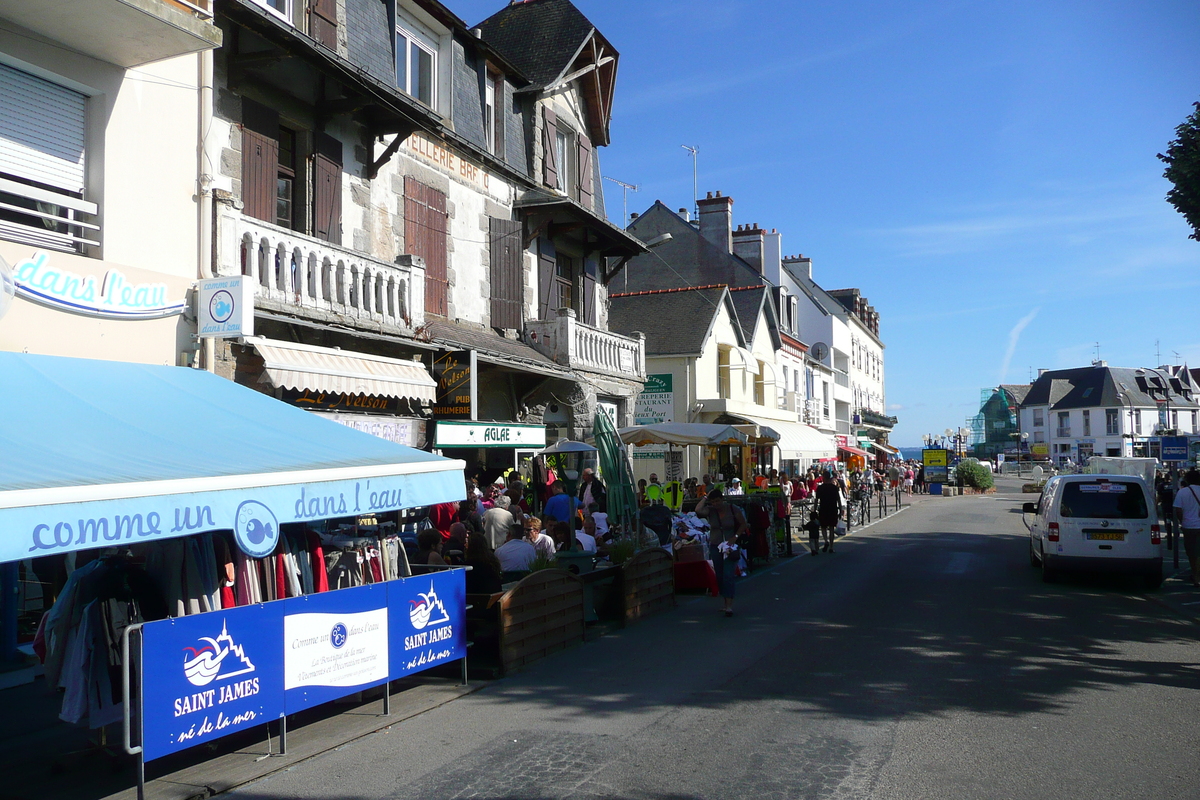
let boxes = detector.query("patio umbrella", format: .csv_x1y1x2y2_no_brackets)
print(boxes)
592,410,638,533
616,422,749,448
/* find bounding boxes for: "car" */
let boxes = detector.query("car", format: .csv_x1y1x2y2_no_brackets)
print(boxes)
1023,473,1162,588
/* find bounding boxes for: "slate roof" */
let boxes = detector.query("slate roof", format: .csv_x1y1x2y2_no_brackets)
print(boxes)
475,0,595,89
607,286,737,356
999,384,1031,406
1020,366,1199,410
621,202,763,292
423,319,570,376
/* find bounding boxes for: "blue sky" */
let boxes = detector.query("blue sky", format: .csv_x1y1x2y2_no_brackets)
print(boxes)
458,0,1200,445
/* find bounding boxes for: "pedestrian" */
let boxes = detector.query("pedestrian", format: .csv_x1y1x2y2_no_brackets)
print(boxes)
815,473,843,553
577,467,607,514
717,529,742,617
1173,468,1200,588
915,464,926,494
803,510,821,556
903,465,914,495
695,488,748,610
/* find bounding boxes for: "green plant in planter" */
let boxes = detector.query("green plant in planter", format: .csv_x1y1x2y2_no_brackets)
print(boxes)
956,459,994,490
607,538,637,566
527,555,564,573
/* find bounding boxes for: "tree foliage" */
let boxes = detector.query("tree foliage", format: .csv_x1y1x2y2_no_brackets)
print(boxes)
1158,101,1200,241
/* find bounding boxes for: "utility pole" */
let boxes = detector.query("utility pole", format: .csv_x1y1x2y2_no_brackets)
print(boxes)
602,176,639,228
681,145,698,219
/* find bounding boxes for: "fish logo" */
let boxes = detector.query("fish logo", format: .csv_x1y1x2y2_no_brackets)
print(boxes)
182,620,256,687
234,500,279,558
209,289,235,323
408,583,450,630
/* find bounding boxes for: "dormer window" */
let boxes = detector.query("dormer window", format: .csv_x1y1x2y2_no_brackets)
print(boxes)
254,0,291,23
396,21,437,107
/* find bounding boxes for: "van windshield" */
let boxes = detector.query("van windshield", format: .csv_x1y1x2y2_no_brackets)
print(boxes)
1059,481,1148,519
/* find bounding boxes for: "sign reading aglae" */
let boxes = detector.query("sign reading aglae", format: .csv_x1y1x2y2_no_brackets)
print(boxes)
12,251,186,319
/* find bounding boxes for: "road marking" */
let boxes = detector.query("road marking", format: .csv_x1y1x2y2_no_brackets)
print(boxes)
945,552,972,574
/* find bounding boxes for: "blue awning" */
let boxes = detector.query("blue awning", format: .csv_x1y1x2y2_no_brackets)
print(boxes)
0,352,465,564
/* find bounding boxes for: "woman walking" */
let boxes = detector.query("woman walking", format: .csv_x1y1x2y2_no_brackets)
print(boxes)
696,488,748,616
814,473,843,553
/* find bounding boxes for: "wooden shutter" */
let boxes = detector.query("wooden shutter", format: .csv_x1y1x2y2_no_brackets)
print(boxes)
313,133,341,244
537,238,555,319
308,0,337,49
405,176,448,316
542,108,558,190
581,258,597,326
489,217,523,329
493,76,506,162
241,99,279,224
578,134,593,209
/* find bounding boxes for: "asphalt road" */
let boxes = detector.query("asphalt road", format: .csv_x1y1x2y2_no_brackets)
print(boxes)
230,483,1200,800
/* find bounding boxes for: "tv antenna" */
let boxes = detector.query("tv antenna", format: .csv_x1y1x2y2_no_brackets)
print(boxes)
681,145,698,219
603,176,639,228
1094,342,1100,362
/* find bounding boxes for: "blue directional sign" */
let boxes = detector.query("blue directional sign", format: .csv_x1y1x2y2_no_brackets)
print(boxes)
1162,436,1188,462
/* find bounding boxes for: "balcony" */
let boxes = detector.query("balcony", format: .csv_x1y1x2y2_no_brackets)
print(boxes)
857,408,898,429
0,177,99,253
0,0,222,69
526,308,645,383
834,370,850,388
1056,427,1072,438
215,204,424,333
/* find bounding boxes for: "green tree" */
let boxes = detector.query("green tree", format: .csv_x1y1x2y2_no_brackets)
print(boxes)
1158,101,1200,241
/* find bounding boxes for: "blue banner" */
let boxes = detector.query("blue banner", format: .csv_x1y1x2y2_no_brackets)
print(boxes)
283,583,391,713
139,570,468,762
141,603,285,762
388,569,467,678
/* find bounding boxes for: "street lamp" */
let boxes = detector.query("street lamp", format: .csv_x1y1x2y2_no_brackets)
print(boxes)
1019,432,1029,477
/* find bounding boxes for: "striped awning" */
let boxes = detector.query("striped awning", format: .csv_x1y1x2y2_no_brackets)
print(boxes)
246,336,437,403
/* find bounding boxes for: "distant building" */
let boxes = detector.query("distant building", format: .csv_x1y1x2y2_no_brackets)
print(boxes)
971,384,1029,460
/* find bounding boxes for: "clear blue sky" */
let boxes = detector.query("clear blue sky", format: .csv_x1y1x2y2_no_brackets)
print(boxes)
459,0,1200,446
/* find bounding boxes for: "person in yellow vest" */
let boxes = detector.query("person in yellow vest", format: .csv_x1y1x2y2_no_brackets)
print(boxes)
644,472,665,504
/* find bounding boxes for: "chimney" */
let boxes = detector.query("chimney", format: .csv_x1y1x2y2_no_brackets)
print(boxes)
677,207,690,222
697,190,733,253
783,253,812,280
1038,368,1048,378
732,223,764,273
762,228,782,284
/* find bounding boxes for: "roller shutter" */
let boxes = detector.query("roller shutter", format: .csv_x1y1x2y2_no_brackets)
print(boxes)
0,63,86,193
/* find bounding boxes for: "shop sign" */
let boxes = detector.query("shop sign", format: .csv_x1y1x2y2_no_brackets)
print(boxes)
665,451,684,482
435,420,546,448
198,276,254,338
835,435,849,449
922,448,949,483
140,570,465,762
432,350,476,420
635,374,674,424
402,132,493,195
12,250,186,319
1030,444,1050,456
314,412,424,448
285,389,400,414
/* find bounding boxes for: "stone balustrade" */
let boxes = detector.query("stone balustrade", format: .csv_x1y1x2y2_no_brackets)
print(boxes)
215,204,424,331
526,308,645,381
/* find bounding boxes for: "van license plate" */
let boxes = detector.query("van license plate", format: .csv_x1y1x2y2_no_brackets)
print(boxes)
1086,532,1125,541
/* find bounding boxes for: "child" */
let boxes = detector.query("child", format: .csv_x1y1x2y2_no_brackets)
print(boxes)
804,510,821,556
717,530,741,617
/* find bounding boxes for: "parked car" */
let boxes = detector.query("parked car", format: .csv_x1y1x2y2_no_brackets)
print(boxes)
1023,473,1162,588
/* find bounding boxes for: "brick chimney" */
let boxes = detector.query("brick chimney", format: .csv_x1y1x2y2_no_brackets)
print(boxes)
732,223,764,273
697,191,733,253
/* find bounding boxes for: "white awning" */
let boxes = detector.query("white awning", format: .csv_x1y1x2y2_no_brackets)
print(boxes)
246,336,437,403
726,415,836,460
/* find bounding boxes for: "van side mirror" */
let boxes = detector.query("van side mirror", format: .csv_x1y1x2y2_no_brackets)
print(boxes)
1022,502,1037,515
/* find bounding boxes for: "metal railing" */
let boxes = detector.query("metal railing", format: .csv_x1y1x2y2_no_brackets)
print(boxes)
1055,427,1071,437
0,176,99,252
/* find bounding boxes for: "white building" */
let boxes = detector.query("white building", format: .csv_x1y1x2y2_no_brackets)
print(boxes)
1018,363,1200,464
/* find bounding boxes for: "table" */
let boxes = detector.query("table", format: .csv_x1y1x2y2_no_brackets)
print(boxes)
673,560,720,597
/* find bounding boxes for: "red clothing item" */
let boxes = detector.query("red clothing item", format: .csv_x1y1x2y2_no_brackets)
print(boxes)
307,531,329,593
429,502,459,539
275,552,288,599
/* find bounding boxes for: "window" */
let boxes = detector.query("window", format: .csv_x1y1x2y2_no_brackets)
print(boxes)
822,382,830,419
1059,481,1148,519
718,347,731,400
396,23,437,107
1056,411,1070,437
1172,410,1179,431
254,0,291,23
485,72,504,155
554,253,574,312
555,127,574,197
276,127,296,229
1082,409,1090,436
1193,411,1197,433
1032,409,1044,427
1134,411,1142,435
754,362,766,405
1105,408,1119,436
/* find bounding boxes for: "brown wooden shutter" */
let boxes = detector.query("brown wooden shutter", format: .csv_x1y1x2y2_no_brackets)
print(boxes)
241,100,278,224
542,108,558,190
493,77,506,161
537,237,555,319
581,258,597,326
308,0,337,49
405,176,449,316
313,133,341,244
489,217,522,329
578,134,593,209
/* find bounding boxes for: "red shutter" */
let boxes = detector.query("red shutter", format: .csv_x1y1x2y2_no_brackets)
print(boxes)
241,100,279,224
542,108,558,190
405,176,448,317
308,0,337,49
489,217,523,330
578,134,593,209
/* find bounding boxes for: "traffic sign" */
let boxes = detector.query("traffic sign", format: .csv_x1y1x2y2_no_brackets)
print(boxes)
1161,436,1188,462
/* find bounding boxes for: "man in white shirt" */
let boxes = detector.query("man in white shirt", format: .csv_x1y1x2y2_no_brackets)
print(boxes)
1173,468,1200,587
495,523,537,572
726,477,745,496
525,518,556,560
481,495,515,550
574,518,598,554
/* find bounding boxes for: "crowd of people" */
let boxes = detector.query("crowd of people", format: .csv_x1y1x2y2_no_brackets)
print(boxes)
417,468,616,596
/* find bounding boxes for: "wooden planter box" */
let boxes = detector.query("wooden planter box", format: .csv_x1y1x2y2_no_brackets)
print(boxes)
620,548,675,625
498,569,585,675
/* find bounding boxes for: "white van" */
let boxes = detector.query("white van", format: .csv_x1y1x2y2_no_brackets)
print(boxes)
1023,473,1162,588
